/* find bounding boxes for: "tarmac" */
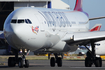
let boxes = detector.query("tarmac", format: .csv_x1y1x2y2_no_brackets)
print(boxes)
0,55,86,60
0,56,105,70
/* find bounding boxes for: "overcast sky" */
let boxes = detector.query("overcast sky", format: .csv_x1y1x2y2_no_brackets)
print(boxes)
61,0,105,30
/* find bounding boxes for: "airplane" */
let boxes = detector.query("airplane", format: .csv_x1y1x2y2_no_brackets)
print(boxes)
1,0,105,68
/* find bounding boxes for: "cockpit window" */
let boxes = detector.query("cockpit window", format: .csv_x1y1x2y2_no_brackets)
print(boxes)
25,19,28,23
11,19,32,24
25,19,32,24
11,19,17,23
18,20,24,23
27,19,32,24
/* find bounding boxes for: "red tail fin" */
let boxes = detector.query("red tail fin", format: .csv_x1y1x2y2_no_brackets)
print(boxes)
74,0,83,11
90,24,102,32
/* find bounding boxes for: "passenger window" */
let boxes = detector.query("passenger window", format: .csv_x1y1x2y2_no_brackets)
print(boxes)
18,20,24,23
11,19,17,23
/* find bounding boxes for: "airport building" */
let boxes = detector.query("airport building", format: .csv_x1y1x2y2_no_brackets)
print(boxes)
0,0,70,30
0,0,70,55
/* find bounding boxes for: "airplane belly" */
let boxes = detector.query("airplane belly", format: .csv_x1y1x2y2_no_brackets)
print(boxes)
25,32,48,51
47,40,78,52
7,33,49,51
14,31,48,51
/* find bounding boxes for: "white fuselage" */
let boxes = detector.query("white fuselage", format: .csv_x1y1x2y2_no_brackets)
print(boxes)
93,40,105,55
4,7,89,52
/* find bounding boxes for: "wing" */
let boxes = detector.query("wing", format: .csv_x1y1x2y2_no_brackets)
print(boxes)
62,31,105,45
0,31,4,39
89,16,105,20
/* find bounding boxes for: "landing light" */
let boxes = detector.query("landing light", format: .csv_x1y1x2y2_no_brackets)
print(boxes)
25,49,27,53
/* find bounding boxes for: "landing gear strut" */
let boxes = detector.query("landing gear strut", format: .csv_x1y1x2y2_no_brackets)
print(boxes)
50,53,63,67
18,55,29,68
85,40,102,67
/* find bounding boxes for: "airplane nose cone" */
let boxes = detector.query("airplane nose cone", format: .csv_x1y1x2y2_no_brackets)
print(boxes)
4,23,33,49
12,25,23,39
9,24,26,48
4,22,46,51
3,23,25,49
11,24,29,43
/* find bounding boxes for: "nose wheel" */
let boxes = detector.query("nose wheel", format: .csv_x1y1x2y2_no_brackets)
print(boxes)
18,55,29,68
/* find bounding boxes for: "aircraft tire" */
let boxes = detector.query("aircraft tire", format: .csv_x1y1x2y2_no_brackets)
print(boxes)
57,57,62,67
24,60,29,68
94,57,102,67
8,57,16,67
50,57,55,67
18,58,23,68
85,57,92,67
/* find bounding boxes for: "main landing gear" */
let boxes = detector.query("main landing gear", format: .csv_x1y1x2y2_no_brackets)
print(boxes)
85,40,102,67
8,49,29,68
49,53,63,67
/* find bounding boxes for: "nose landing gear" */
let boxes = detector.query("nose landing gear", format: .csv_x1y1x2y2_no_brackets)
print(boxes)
18,55,29,68
8,49,29,68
